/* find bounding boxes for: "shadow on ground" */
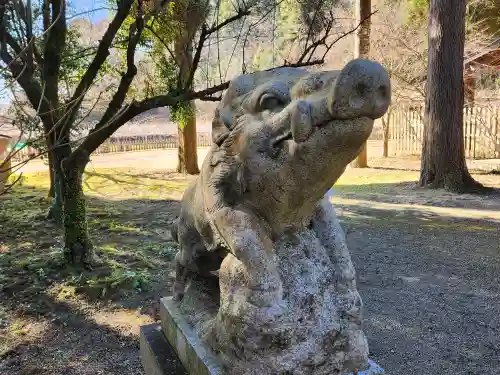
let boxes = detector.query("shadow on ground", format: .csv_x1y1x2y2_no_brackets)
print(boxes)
334,181,500,212
0,291,187,375
1,189,184,305
0,182,188,375
337,197,500,375
1,295,141,375
2,172,500,375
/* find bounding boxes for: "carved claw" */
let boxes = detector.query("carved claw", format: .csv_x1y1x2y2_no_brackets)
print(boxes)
172,292,184,302
172,282,185,302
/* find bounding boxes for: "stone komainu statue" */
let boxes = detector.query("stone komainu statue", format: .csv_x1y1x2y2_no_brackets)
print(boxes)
170,59,391,375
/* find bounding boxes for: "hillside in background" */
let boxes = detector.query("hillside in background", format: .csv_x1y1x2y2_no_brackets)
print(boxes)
0,101,217,139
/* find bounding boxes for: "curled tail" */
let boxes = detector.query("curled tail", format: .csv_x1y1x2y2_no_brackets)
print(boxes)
170,218,179,243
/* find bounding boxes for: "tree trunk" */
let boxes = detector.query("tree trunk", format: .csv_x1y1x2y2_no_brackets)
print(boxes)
419,0,483,193
351,0,371,168
53,125,94,269
61,161,94,269
46,151,63,225
48,149,54,198
177,101,199,174
174,22,200,175
382,110,391,158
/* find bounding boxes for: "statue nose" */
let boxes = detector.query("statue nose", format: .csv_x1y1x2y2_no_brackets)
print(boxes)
328,58,391,120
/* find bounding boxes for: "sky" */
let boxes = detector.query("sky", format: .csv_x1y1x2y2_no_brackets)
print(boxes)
0,1,112,105
70,0,111,23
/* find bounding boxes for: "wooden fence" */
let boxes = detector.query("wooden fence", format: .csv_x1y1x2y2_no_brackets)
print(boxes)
380,104,500,159
8,132,214,162
93,132,213,154
8,107,500,162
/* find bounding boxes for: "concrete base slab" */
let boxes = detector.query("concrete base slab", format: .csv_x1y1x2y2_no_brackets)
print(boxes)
142,296,385,375
140,323,187,375
159,297,225,375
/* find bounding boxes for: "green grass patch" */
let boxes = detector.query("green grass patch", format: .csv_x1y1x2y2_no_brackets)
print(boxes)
334,169,418,193
0,168,188,306
68,267,151,299
2,166,497,309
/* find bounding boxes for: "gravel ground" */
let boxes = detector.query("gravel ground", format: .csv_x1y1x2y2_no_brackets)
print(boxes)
2,157,499,375
16,141,500,174
341,194,500,375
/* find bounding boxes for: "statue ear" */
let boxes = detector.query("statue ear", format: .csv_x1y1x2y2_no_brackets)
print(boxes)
212,108,231,146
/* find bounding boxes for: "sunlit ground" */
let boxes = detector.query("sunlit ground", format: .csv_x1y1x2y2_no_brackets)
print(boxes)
1,157,499,374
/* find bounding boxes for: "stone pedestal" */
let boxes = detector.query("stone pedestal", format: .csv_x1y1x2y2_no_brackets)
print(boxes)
140,297,385,375
140,59,392,375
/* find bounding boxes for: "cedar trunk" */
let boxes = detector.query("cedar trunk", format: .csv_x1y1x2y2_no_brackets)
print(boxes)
351,0,371,168
177,101,199,174
175,28,200,175
382,110,391,158
419,0,482,193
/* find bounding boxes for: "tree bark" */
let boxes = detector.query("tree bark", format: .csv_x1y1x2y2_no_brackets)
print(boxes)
172,3,204,175
382,109,391,158
61,160,94,269
177,101,199,174
418,0,483,193
46,150,63,225
351,0,371,168
48,150,55,198
52,119,94,268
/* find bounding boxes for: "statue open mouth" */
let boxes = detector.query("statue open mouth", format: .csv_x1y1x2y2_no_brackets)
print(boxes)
262,59,391,149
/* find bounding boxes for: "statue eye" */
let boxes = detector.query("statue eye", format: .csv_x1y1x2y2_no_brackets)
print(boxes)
259,93,284,111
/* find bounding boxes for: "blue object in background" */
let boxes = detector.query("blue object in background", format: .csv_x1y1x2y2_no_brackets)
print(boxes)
345,360,385,375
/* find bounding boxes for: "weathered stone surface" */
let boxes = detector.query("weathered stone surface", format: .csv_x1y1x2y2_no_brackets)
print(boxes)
154,297,385,375
160,297,224,375
140,323,188,375
170,59,391,375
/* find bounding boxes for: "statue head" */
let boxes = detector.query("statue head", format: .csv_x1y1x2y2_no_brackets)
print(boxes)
210,59,391,227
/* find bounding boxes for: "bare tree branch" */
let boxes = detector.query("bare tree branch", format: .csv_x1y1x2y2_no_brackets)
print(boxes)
187,23,208,90
298,10,378,64
69,6,146,160
61,0,135,129
77,54,329,150
188,7,252,90
0,37,50,119
207,8,251,35
42,0,67,111
145,23,176,61
0,171,23,195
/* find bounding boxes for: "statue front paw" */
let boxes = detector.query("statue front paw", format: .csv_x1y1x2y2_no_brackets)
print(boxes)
172,281,185,302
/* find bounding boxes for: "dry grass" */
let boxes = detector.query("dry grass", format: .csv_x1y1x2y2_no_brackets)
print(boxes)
0,162,499,375
0,168,193,375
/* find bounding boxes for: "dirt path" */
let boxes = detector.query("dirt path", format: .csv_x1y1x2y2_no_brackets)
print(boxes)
16,141,500,174
17,148,212,173
334,187,500,375
1,160,499,375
